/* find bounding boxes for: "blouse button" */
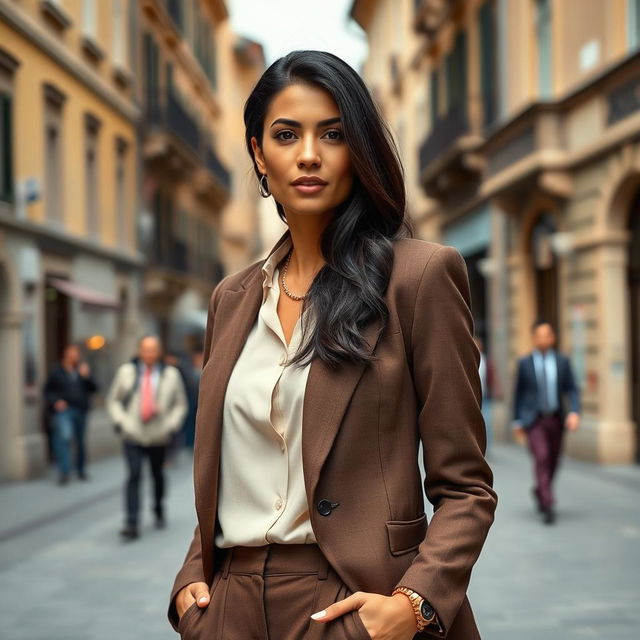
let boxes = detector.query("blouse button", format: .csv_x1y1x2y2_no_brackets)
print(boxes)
274,498,283,510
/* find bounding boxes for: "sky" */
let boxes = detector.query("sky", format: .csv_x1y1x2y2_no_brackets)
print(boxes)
227,0,368,72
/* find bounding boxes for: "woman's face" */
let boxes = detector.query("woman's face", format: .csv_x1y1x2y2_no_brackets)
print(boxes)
251,83,354,219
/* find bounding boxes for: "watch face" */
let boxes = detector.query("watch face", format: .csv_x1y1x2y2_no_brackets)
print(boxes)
420,600,435,621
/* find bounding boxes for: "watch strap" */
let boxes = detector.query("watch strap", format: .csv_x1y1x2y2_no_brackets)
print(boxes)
392,586,443,634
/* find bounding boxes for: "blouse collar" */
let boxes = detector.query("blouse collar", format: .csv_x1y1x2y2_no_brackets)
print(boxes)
261,231,293,302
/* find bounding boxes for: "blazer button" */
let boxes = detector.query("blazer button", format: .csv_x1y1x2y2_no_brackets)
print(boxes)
316,499,340,516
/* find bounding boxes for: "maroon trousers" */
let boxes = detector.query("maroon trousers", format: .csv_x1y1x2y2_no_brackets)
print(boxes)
525,412,565,510
176,542,372,639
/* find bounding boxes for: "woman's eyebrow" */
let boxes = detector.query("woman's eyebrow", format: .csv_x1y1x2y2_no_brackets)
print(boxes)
270,117,342,128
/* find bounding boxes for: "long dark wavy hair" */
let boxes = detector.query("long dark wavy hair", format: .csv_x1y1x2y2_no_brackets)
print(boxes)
243,50,413,369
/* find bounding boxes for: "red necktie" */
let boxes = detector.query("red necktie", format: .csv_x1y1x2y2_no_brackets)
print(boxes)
140,366,155,422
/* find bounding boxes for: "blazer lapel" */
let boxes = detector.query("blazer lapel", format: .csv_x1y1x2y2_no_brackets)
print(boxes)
301,315,383,510
193,229,385,538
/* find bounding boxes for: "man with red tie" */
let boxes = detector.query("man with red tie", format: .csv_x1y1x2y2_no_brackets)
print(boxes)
107,336,188,540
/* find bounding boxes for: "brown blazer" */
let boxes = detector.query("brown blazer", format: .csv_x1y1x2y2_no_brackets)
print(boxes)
168,230,497,639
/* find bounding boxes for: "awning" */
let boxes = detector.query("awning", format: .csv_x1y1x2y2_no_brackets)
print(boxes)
46,277,121,310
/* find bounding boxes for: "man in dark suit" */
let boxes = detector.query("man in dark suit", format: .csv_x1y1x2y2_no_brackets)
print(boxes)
513,320,581,524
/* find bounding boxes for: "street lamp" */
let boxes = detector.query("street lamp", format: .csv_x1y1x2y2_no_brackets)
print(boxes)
549,231,575,257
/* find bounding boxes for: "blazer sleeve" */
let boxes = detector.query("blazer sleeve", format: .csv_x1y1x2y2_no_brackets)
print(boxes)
394,246,497,636
167,277,227,632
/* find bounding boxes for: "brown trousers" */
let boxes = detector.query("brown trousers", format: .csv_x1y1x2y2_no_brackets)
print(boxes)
177,542,372,639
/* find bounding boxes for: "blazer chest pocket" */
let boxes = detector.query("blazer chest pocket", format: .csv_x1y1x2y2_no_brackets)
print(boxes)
385,513,428,556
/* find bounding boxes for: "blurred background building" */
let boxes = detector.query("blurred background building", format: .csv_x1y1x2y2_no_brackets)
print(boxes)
2,0,640,480
351,0,640,464
0,0,265,480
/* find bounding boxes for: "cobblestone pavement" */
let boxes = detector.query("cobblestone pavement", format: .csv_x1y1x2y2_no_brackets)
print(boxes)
0,442,638,639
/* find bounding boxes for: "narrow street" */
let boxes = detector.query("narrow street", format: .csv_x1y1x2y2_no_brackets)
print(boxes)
0,443,638,639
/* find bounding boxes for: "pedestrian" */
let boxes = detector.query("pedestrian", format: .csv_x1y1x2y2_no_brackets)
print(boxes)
512,320,581,524
106,335,187,541
168,50,496,640
43,343,98,485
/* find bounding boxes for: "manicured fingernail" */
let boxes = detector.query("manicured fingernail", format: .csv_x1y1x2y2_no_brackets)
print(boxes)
198,597,208,604
311,610,327,619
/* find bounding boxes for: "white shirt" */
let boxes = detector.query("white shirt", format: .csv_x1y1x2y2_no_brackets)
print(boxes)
532,348,558,411
214,233,318,547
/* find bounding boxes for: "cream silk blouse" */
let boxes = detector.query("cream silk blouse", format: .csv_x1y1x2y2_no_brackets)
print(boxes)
214,233,318,548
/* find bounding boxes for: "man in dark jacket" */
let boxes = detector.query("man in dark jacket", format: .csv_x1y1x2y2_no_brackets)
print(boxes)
44,344,98,485
513,320,581,524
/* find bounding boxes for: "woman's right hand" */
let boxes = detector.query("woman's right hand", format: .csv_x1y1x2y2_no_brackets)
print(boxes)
176,581,210,619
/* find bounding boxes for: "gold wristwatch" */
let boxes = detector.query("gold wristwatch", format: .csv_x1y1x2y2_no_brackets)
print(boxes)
392,586,440,633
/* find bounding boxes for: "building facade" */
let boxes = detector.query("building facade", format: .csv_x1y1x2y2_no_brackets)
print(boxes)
136,0,265,354
0,0,142,480
351,0,640,463
0,0,265,480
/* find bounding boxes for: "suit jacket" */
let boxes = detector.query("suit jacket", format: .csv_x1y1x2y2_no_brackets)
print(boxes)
43,363,98,414
512,351,581,429
168,231,497,639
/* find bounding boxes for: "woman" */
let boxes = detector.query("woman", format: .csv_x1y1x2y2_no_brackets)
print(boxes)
168,50,497,640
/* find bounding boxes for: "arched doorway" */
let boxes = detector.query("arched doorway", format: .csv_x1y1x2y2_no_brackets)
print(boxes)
628,190,640,462
530,212,559,335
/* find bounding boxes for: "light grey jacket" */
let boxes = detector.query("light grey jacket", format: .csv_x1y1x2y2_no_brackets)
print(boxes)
106,361,188,446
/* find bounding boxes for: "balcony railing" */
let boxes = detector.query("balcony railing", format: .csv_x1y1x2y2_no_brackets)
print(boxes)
166,89,200,155
419,104,469,173
205,145,231,192
150,238,223,281
143,89,231,194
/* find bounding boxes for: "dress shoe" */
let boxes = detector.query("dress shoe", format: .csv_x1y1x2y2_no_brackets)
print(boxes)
154,514,166,529
542,507,556,525
119,525,139,540
58,474,70,486
78,471,89,481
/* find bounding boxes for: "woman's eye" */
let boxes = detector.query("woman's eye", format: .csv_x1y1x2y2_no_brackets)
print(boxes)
324,129,344,140
275,130,296,141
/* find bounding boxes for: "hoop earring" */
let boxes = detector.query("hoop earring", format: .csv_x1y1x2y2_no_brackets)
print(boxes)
258,174,271,198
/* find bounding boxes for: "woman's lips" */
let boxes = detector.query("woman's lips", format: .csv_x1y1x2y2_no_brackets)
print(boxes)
292,183,327,195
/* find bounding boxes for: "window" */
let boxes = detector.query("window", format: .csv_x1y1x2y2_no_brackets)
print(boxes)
0,92,12,203
445,30,467,116
629,0,640,50
479,0,498,128
192,7,216,89
142,33,161,123
1,50,18,205
43,83,66,224
115,137,128,247
535,0,552,98
84,113,101,237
